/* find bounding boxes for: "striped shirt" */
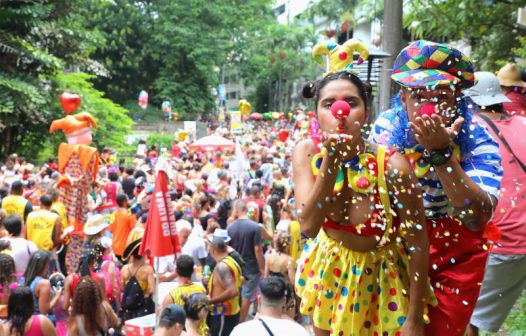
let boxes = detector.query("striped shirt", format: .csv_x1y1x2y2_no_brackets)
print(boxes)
369,110,503,218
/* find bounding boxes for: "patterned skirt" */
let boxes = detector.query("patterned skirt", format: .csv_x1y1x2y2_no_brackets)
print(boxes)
296,229,436,336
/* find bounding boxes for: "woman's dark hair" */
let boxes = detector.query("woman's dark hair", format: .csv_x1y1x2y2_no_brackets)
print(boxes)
8,286,34,336
77,249,97,276
217,200,232,229
0,253,15,286
184,292,209,321
198,196,209,210
116,193,128,207
23,250,51,286
270,184,285,199
207,193,216,208
268,194,282,226
70,276,103,335
302,71,369,111
108,171,119,182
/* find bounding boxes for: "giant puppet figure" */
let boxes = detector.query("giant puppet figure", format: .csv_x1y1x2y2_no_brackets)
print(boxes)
50,103,99,274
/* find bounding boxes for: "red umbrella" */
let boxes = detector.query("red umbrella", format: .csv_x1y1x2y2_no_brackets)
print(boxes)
139,163,180,258
189,134,235,152
249,112,263,120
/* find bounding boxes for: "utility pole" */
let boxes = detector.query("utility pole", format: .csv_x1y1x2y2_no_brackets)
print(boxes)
379,0,403,112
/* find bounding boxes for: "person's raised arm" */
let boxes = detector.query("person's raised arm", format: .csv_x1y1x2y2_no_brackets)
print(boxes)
37,280,61,315
61,276,72,311
293,138,339,238
410,115,498,230
387,153,429,336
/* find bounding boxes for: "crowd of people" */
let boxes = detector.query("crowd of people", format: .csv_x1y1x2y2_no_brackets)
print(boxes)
0,39,523,336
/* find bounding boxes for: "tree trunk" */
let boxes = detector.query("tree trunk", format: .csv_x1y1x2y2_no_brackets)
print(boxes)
379,0,403,113
3,126,14,158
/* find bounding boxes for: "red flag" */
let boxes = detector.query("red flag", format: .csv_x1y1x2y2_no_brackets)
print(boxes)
139,168,180,257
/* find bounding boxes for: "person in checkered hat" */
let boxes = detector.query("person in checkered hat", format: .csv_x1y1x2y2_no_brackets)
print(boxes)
369,40,503,336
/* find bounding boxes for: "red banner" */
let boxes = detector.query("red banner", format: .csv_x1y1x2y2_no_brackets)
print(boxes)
139,169,180,257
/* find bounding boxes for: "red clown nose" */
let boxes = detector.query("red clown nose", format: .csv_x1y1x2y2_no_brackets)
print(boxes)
331,100,351,120
420,102,437,117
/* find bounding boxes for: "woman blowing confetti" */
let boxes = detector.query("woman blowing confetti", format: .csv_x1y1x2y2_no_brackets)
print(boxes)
293,39,435,336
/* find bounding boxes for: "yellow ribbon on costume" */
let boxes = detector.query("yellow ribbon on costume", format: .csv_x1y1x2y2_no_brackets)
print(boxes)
312,39,369,76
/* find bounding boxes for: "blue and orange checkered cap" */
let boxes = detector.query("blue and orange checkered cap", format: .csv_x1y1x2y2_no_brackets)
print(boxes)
391,40,475,89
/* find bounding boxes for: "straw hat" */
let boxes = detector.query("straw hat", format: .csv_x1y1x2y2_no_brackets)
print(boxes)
83,214,111,236
497,64,526,87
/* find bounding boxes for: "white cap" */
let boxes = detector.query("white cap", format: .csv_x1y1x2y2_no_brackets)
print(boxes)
100,236,112,249
464,71,511,107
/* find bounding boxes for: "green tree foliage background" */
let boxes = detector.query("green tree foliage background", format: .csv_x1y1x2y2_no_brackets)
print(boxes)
404,0,526,71
0,0,133,161
1,0,524,160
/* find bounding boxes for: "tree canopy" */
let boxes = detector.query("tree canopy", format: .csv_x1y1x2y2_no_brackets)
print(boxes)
1,0,524,160
404,0,526,70
0,0,133,160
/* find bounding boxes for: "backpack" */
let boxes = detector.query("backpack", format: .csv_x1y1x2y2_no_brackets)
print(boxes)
121,265,145,310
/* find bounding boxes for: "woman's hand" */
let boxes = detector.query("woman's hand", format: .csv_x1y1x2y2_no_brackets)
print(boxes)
320,132,355,162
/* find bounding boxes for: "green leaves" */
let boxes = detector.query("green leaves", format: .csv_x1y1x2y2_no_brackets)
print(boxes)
404,0,526,71
0,0,131,160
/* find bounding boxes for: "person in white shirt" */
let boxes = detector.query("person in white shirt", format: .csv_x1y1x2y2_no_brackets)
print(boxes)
1,214,37,277
230,276,308,336
157,218,196,282
181,225,207,281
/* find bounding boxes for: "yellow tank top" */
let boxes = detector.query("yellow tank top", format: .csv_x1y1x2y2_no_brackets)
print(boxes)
289,220,303,261
209,256,241,316
51,201,68,229
169,283,206,306
1,195,27,218
26,210,58,250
